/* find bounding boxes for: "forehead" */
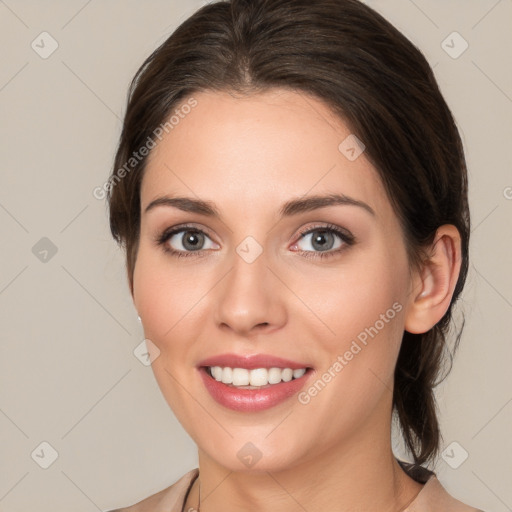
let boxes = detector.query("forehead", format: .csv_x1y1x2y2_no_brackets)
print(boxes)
140,89,390,220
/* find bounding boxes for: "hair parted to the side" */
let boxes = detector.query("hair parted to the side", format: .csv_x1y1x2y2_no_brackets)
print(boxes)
107,0,470,468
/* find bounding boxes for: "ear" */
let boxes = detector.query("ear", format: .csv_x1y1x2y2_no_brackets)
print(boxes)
404,225,462,334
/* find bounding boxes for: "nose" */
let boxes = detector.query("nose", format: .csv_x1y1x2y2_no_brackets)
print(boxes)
213,244,287,337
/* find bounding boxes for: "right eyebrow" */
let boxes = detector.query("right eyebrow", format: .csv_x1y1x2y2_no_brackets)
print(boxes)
144,196,219,216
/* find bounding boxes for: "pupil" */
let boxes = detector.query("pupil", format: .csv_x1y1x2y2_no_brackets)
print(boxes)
312,230,333,251
183,231,203,250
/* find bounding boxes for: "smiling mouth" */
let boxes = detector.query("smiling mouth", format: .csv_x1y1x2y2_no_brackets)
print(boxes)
204,365,312,389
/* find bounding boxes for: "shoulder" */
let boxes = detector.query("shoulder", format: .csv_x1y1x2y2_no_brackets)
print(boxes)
397,460,485,512
105,468,199,512
408,474,485,512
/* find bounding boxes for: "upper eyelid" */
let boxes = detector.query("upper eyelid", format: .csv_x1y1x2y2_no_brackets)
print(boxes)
161,223,216,241
297,223,352,237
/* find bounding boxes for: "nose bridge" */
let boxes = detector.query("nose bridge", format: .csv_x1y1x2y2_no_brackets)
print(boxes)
213,236,285,334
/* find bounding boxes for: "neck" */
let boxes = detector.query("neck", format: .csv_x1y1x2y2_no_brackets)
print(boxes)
185,417,424,512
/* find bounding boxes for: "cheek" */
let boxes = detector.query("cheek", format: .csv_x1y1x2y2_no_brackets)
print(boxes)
133,245,205,348
132,247,204,428
295,244,407,344
293,282,405,444
292,242,408,399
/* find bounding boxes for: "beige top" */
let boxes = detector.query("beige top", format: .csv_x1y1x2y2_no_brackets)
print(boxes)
107,463,484,512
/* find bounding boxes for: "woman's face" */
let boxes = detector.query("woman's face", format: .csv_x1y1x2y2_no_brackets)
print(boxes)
133,89,417,472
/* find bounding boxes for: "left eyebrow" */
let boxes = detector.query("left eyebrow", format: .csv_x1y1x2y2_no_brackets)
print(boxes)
279,193,375,218
143,192,375,218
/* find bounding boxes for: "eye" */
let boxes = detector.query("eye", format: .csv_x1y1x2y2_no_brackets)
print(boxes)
291,223,355,259
155,222,355,260
156,224,219,258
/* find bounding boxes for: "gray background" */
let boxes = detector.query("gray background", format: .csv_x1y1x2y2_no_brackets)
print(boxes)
0,1,511,510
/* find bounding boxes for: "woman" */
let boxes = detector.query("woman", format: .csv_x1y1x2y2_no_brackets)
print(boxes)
105,0,483,510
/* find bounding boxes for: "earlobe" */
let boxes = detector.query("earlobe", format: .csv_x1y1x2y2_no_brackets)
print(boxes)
404,225,462,334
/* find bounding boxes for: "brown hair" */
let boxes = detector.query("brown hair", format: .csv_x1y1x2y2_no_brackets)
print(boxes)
107,0,470,467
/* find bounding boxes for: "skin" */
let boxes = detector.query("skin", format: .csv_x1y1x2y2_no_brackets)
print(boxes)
131,89,462,512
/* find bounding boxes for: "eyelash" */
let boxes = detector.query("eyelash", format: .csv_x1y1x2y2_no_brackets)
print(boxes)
154,222,355,260
295,223,355,259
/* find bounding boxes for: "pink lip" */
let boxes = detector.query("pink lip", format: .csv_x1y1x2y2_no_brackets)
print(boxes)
197,353,314,412
198,353,311,370
198,367,313,412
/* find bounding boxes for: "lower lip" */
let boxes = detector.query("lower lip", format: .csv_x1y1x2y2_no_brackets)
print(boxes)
198,367,313,412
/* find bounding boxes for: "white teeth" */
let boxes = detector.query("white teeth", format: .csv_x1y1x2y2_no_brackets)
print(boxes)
211,366,223,381
208,366,307,387
293,368,306,379
232,368,250,386
268,367,282,384
282,368,293,382
221,366,232,384
249,368,268,386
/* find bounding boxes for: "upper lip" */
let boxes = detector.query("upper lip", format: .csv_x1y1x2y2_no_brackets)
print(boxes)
198,353,312,370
